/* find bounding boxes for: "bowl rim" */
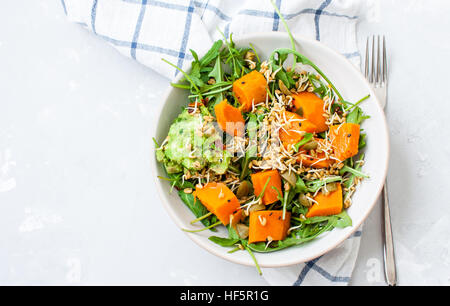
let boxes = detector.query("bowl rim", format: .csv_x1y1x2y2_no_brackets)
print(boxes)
150,31,390,268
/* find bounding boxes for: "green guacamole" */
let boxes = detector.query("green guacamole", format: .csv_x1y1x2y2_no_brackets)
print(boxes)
156,106,230,175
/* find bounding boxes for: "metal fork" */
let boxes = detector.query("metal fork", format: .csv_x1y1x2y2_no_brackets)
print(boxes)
365,35,397,286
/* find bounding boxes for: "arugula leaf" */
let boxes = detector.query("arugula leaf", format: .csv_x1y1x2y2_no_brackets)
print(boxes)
335,211,352,228
342,154,365,190
208,55,223,80
302,215,336,224
292,204,308,216
345,94,370,112
247,209,353,254
162,58,202,97
208,236,239,247
247,217,337,253
282,190,290,220
227,225,262,275
306,176,342,193
210,225,263,275
158,173,194,190
240,113,258,180
188,61,205,88
293,132,313,152
219,32,249,80
307,74,331,99
188,85,232,99
165,40,223,98
294,176,308,193
269,49,296,88
200,40,223,67
270,0,296,66
346,106,370,125
170,83,190,89
358,132,367,149
340,165,369,178
228,224,240,240
242,239,262,275
190,49,199,62
269,48,344,101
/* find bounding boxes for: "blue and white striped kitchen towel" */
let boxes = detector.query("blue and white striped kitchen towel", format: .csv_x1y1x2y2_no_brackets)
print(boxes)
62,0,365,285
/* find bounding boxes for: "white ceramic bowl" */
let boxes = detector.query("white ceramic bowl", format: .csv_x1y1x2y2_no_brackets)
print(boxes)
151,32,389,268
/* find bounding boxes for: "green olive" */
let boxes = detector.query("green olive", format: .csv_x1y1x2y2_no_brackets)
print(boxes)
236,223,249,239
278,79,291,96
302,140,318,151
248,203,266,213
323,182,338,195
299,194,312,207
236,181,253,199
281,171,297,187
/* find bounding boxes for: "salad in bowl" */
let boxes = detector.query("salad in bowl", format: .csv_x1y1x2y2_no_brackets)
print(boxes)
152,3,389,273
153,16,373,274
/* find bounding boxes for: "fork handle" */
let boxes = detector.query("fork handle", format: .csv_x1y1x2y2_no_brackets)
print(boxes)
382,183,397,286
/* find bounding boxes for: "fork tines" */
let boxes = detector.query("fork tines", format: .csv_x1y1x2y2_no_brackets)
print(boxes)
365,35,387,87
